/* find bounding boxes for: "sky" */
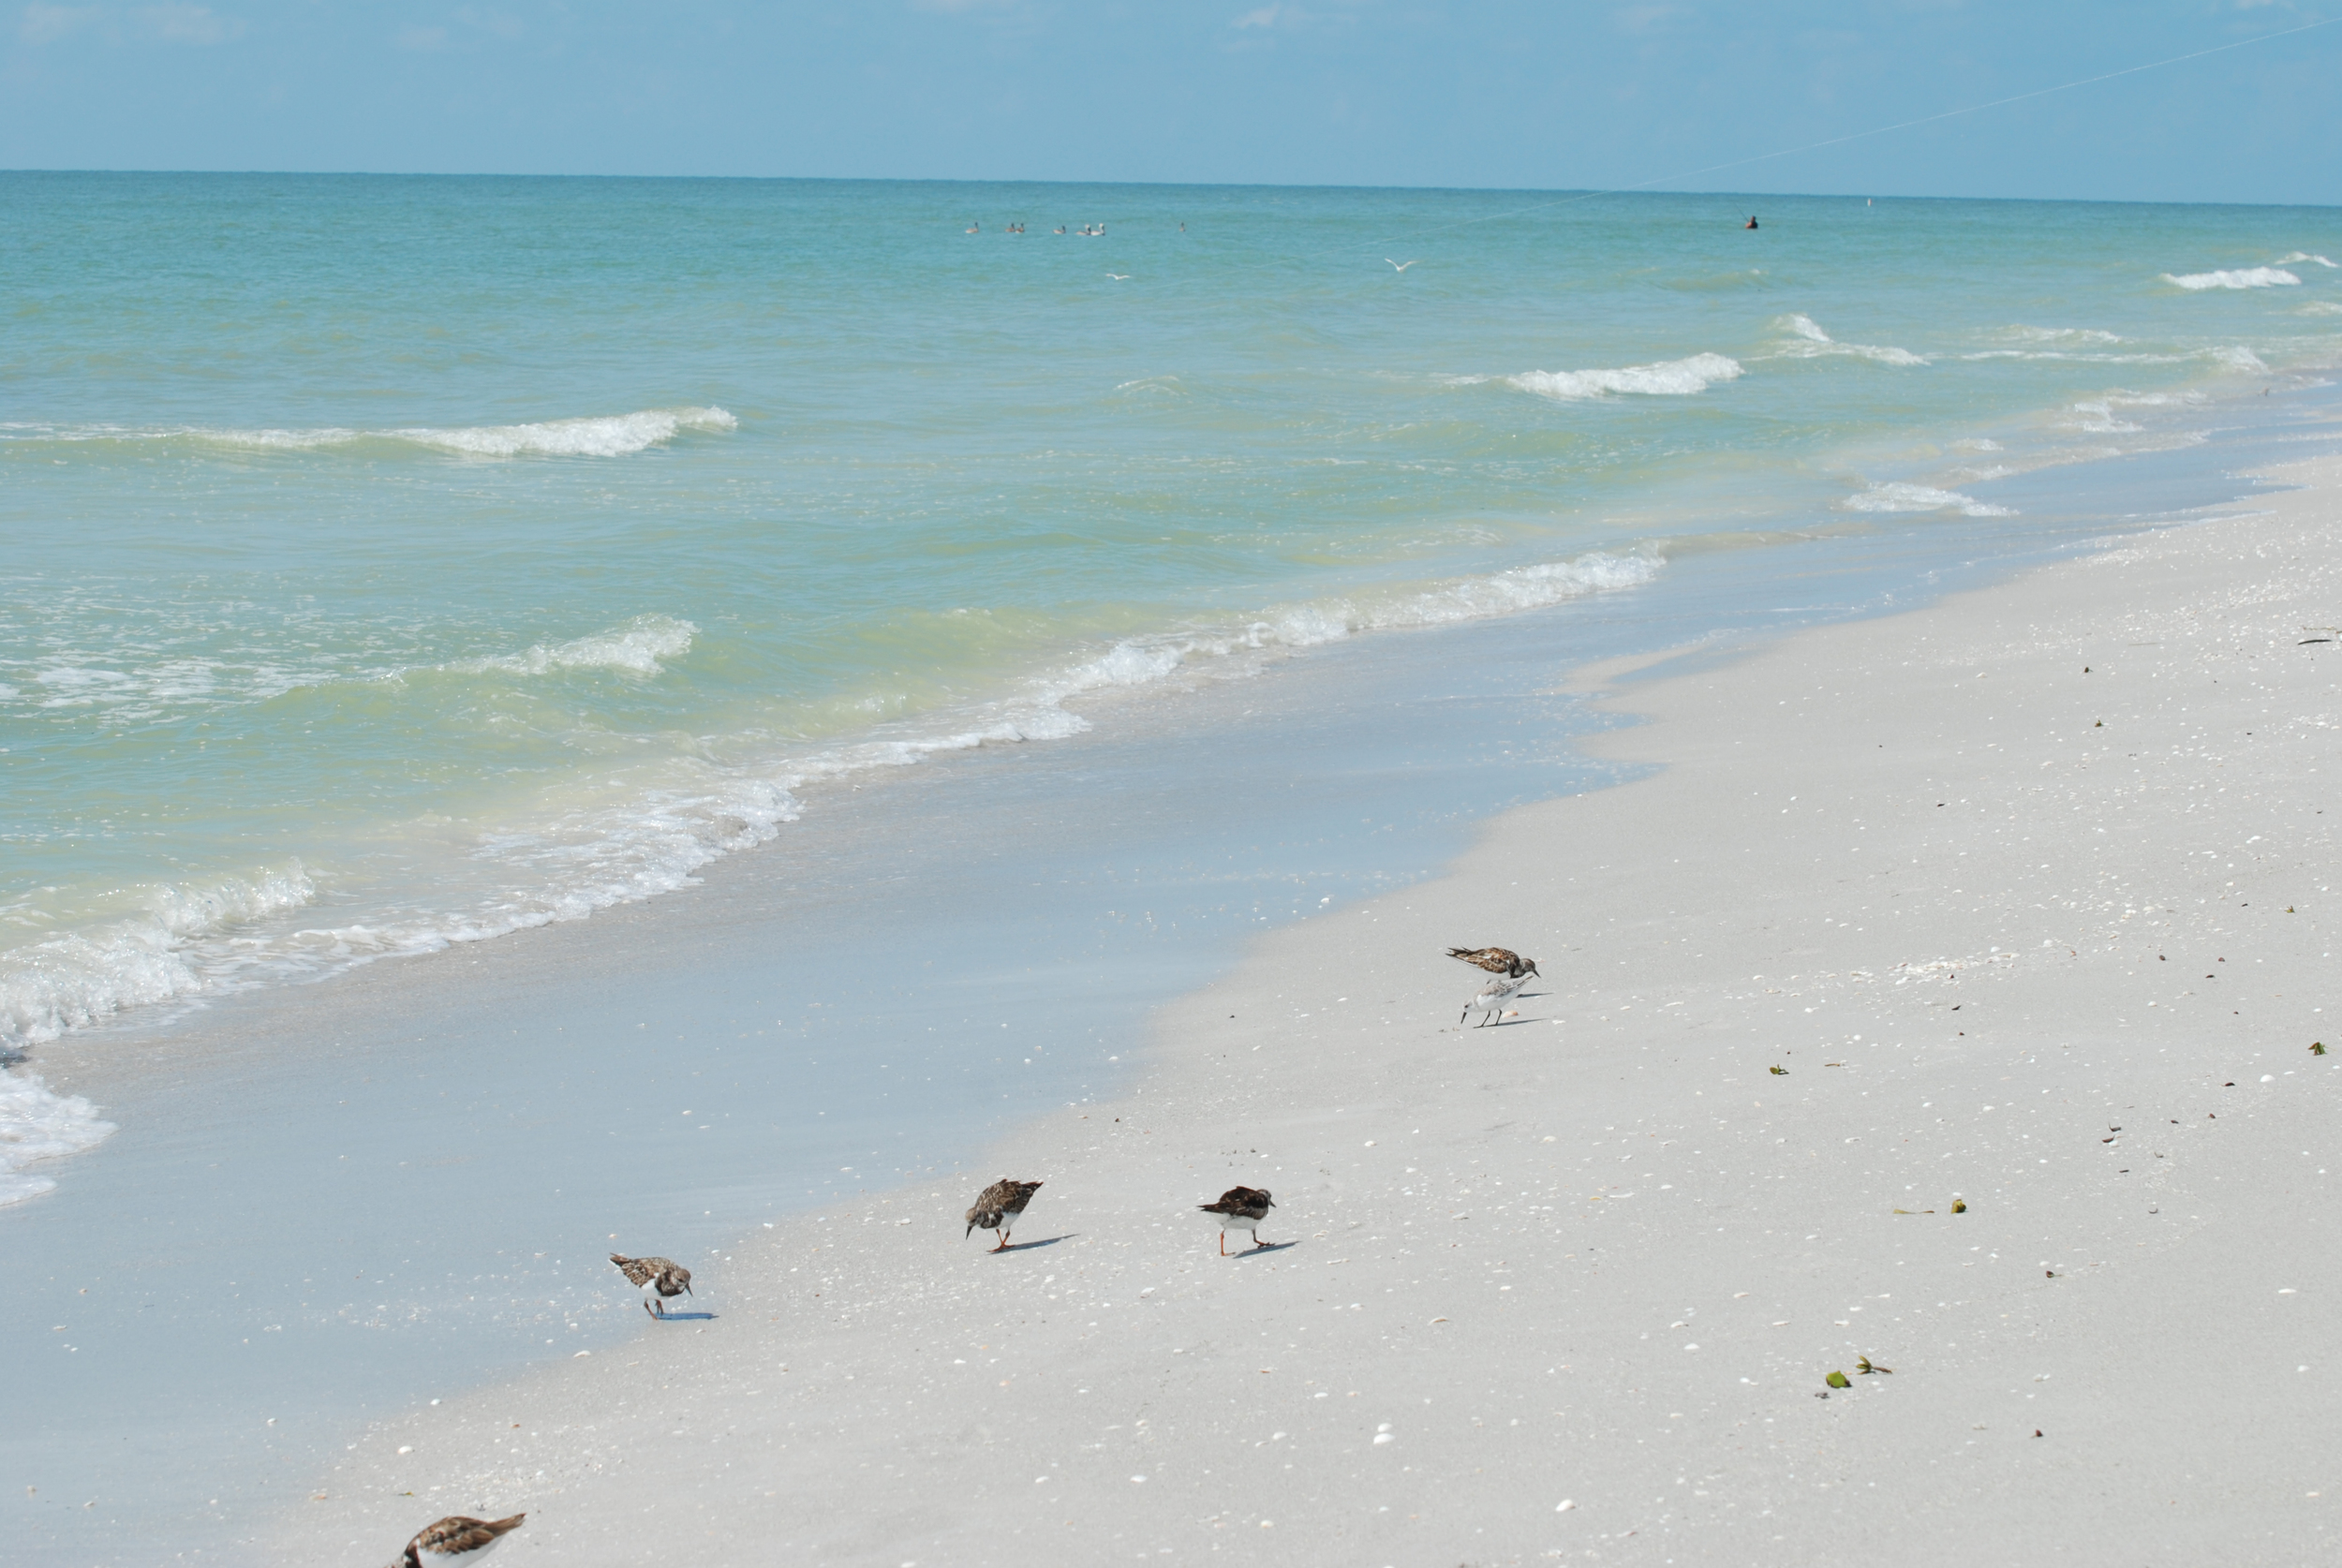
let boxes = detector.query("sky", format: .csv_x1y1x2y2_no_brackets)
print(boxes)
0,1,2335,203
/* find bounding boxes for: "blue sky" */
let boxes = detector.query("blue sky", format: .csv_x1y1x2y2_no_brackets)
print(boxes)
1,2,2334,202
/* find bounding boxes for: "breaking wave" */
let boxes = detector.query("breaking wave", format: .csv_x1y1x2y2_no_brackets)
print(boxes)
440,614,698,678
0,864,318,1051
2161,268,2300,291
1499,353,1744,401
1839,482,2013,517
1768,314,1928,366
0,553,1663,1075
0,407,739,460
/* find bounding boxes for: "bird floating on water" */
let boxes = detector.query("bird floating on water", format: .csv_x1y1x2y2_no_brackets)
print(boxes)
1446,946,1539,979
609,1253,692,1317
966,1178,1044,1250
396,1513,526,1568
1199,1186,1275,1253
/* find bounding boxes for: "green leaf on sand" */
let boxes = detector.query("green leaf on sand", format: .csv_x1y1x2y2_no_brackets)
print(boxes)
1826,1370,1851,1389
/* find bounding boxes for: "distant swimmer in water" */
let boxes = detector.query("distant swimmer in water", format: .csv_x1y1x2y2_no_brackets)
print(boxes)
1745,215,1759,229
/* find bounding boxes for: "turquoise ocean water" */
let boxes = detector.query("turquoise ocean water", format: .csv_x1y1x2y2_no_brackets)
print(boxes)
3,173,2338,1203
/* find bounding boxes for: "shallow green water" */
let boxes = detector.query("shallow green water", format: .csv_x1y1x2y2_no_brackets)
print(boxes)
3,173,2336,1193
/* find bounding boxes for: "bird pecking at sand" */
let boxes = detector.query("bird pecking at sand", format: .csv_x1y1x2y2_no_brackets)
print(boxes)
964,1178,1044,1251
609,1253,693,1317
395,1513,525,1568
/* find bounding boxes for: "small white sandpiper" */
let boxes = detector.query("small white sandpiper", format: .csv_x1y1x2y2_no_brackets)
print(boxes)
1461,969,1530,1027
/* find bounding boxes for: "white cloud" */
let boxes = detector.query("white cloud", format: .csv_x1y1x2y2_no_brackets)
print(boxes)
19,3,99,43
1614,3,1687,31
134,3,243,44
1233,4,1279,26
456,6,522,41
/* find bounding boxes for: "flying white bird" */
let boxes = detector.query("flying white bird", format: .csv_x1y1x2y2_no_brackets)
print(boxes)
1386,258,1420,272
1106,274,1131,280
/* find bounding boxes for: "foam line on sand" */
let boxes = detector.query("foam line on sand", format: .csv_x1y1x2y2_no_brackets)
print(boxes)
274,455,2342,1566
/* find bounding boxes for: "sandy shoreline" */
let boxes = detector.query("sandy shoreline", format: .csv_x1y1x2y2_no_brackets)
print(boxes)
272,455,2339,1567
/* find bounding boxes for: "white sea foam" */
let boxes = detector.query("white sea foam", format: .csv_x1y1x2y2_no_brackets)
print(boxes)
443,614,698,677
1996,325,2123,347
1768,315,1928,366
1503,353,1743,400
67,561,1669,1013
2275,253,2338,269
1049,553,1665,696
386,407,738,458
2161,267,2300,291
1839,482,2013,518
0,407,737,459
0,550,1665,1137
2065,388,2213,436
1959,343,2265,372
0,1069,115,1208
2068,402,2143,435
0,863,317,1050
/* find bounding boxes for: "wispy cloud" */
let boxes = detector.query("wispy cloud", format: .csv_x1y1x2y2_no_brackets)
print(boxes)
20,3,245,44
395,10,522,52
1233,4,1279,26
134,2,242,44
1613,3,1688,33
19,3,100,43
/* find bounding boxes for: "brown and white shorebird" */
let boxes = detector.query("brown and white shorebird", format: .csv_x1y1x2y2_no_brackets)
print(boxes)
395,1513,525,1568
964,1177,1043,1251
609,1252,692,1317
1198,1186,1275,1254
1446,945,1540,979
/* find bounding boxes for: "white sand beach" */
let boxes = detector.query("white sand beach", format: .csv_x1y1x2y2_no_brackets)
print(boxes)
274,455,2340,1567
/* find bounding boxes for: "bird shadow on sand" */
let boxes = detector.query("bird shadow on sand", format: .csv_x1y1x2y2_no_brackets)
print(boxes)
653,1309,719,1322
993,1234,1075,1253
1232,1241,1301,1258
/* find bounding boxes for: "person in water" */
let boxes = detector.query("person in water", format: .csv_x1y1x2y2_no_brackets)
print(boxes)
1745,215,1759,229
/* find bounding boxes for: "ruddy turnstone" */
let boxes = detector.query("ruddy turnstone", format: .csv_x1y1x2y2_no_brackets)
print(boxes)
397,1513,525,1567
609,1253,692,1317
1461,969,1530,1027
1198,1186,1275,1253
1446,946,1540,979
964,1178,1043,1250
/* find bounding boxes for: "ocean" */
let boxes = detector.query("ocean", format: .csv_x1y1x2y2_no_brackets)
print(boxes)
7,175,2335,1201
4,172,2339,1559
